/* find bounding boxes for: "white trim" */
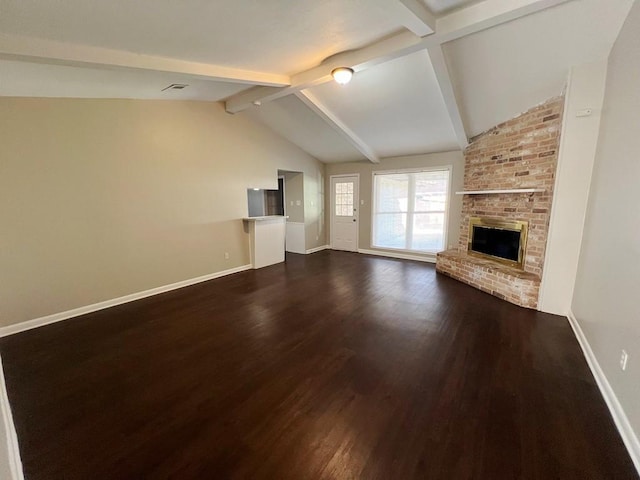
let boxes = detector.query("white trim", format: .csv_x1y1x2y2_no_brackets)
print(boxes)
358,248,436,264
455,188,545,195
0,355,24,480
371,165,451,176
0,265,252,339
567,310,640,475
305,245,329,254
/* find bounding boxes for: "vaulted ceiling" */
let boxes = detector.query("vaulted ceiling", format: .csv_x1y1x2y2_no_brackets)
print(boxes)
0,0,633,163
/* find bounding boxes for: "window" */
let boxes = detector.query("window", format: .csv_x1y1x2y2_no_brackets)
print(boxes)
372,167,450,253
334,181,354,217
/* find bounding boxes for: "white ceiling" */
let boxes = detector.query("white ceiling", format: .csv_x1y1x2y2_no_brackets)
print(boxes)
0,59,250,100
0,0,400,75
444,0,634,136
0,0,634,164
306,50,459,158
243,95,364,164
422,0,483,15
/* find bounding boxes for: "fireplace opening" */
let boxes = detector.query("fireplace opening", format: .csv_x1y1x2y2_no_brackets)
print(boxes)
468,217,528,268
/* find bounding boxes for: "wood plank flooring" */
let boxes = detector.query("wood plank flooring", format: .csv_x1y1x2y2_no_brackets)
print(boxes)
0,251,637,479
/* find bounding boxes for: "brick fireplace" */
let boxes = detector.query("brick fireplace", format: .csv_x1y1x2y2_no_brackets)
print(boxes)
436,97,564,309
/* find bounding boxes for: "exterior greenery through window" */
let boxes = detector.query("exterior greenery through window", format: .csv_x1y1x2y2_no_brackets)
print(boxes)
372,168,450,253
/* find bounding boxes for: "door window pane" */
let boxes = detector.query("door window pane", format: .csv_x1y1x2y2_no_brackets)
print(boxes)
335,182,354,217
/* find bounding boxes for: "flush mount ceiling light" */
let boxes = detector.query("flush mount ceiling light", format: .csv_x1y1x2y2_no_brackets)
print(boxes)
331,67,354,85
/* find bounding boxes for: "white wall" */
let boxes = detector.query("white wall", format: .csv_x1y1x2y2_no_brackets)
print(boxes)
304,167,325,249
0,357,22,480
571,0,640,468
538,60,608,314
282,171,307,254
282,172,304,223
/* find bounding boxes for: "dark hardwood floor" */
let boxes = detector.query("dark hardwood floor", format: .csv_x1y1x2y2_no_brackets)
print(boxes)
1,251,637,479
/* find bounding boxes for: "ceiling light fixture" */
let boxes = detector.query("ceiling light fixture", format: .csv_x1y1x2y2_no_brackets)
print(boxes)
331,67,354,85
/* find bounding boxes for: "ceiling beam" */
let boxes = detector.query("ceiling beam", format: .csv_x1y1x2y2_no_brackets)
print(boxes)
226,31,424,113
225,0,573,113
372,0,436,36
435,0,572,43
295,90,380,164
223,85,297,113
427,45,468,150
0,33,290,87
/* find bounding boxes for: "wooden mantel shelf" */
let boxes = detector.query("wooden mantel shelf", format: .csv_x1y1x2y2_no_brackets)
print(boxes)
455,188,545,195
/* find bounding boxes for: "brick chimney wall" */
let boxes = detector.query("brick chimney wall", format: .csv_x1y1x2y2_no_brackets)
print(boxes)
436,96,564,309
458,96,564,277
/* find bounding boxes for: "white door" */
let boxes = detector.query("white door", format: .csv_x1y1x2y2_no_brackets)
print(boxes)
331,175,359,252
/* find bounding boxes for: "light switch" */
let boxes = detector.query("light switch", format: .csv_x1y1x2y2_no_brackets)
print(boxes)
296,200,301,206
360,200,365,205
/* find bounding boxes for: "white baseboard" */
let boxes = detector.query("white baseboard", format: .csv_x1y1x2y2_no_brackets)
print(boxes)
0,265,252,339
357,248,436,264
0,355,24,480
305,245,329,254
567,310,640,475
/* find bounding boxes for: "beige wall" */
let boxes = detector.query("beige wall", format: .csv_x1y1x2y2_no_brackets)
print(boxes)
572,0,640,451
282,171,304,223
324,151,464,257
305,167,325,248
0,98,325,327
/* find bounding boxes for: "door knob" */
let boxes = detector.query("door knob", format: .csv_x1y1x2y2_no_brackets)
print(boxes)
353,219,356,222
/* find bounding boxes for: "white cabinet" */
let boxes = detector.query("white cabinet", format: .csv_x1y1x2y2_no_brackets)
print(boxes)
243,216,286,269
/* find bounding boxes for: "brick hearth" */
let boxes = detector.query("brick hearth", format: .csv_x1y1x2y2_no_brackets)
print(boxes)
436,97,564,309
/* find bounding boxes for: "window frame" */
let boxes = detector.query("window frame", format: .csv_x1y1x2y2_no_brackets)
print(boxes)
371,165,452,254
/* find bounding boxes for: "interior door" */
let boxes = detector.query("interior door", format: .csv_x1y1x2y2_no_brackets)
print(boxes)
331,175,359,252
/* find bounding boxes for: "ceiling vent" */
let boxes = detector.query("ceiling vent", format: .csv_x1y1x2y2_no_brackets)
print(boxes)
162,83,189,91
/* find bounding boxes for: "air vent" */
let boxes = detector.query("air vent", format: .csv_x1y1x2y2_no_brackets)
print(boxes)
161,83,189,91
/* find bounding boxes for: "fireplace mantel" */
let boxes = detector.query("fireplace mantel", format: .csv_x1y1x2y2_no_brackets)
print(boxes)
455,188,545,195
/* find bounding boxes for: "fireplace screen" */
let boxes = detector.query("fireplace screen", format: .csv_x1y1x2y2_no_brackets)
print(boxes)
468,217,528,268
